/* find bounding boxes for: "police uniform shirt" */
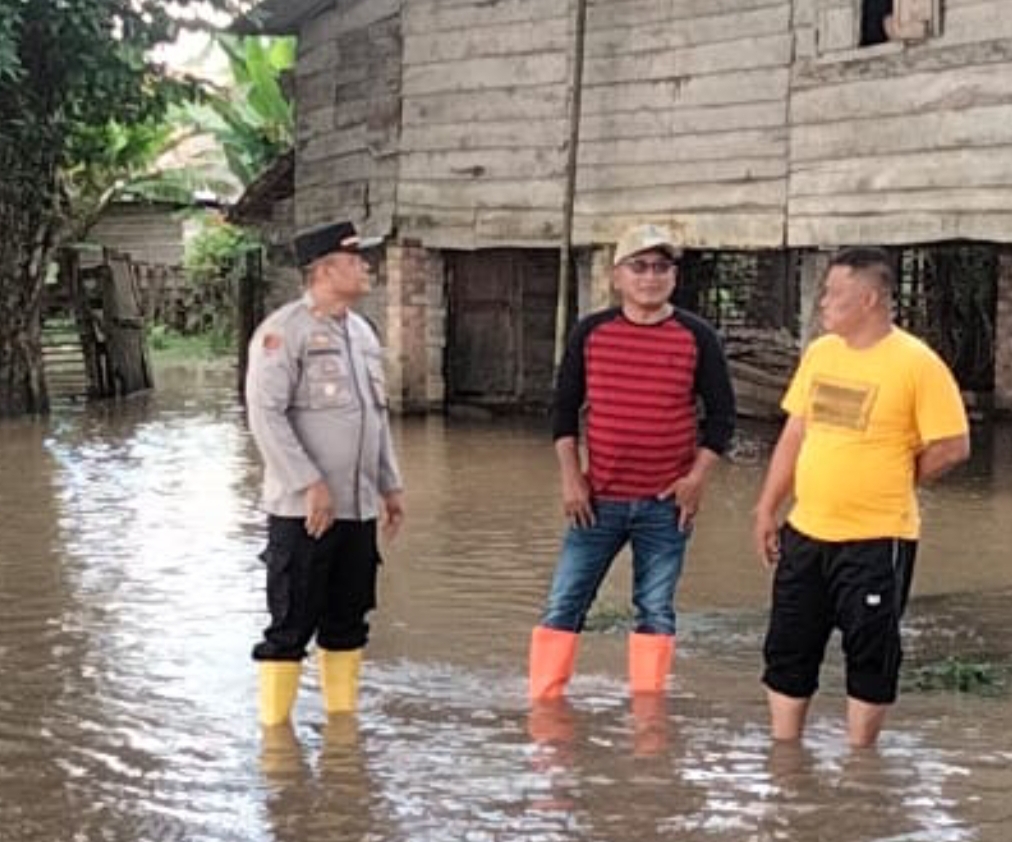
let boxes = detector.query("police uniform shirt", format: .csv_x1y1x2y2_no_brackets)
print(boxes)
245,293,403,521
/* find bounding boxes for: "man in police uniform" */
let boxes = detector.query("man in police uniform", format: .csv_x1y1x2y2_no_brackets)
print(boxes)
245,220,405,727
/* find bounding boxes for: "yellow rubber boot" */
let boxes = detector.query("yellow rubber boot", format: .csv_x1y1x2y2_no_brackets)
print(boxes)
629,632,675,694
318,648,363,714
529,626,579,700
258,661,301,727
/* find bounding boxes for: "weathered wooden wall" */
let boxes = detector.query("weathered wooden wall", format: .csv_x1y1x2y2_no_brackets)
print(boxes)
397,0,794,250
285,0,1012,252
398,0,572,248
788,0,1012,246
294,0,402,234
88,203,186,267
574,0,793,248
261,197,302,312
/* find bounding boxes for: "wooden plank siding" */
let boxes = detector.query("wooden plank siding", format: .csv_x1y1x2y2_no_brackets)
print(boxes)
787,0,1012,246
293,0,402,234
399,0,794,248
285,0,1012,252
573,0,793,247
88,204,186,267
398,0,572,248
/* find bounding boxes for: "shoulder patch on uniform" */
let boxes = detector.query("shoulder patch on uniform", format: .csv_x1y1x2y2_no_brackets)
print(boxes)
262,333,283,351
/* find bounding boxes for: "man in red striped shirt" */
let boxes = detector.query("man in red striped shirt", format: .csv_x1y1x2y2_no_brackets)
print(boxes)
529,223,736,701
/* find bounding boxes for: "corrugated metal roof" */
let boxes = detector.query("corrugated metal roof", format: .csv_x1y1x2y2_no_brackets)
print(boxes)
231,0,335,35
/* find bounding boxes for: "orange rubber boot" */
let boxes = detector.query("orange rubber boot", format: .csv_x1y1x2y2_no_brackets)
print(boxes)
529,626,579,700
629,632,675,694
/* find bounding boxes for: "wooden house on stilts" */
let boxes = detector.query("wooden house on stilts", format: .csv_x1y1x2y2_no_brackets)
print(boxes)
238,0,1012,417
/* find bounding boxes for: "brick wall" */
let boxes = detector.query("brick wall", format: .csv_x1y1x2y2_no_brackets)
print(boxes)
385,243,446,413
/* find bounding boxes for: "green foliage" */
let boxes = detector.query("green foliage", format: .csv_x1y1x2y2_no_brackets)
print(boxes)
905,657,1008,696
148,322,172,351
0,0,243,243
62,118,186,237
184,216,259,287
183,34,295,185
173,215,258,343
0,0,216,147
0,0,241,269
57,32,296,241
0,0,248,415
0,7,19,83
146,323,234,362
584,602,634,634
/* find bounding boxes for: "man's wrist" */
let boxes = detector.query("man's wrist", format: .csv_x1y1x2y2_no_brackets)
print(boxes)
686,465,709,483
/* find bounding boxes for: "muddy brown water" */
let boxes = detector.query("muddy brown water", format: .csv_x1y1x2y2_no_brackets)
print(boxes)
1,363,1010,842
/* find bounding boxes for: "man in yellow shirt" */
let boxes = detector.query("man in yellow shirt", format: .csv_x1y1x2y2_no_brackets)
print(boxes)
753,247,970,747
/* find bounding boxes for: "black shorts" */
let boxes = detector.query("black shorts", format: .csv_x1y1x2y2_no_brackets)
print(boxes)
252,516,380,661
762,524,916,705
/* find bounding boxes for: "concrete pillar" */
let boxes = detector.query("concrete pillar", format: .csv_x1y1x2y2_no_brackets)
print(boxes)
995,252,1012,413
423,249,447,410
383,244,406,413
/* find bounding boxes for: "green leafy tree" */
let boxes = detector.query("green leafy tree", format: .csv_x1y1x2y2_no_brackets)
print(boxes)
62,117,222,241
0,0,240,416
187,34,295,185
63,34,294,247
165,35,294,347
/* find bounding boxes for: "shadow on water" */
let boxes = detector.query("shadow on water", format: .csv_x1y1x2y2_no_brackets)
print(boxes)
1,364,1011,841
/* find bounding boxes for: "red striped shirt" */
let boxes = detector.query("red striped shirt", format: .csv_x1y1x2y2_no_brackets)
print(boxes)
584,317,698,499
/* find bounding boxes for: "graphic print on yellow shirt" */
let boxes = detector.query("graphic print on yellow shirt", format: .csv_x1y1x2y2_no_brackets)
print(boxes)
783,329,968,542
809,376,878,432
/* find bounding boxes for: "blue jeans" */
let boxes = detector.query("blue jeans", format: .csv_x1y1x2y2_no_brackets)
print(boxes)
540,499,690,635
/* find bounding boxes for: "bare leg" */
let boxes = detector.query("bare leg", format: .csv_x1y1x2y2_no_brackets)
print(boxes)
767,688,811,741
846,697,889,747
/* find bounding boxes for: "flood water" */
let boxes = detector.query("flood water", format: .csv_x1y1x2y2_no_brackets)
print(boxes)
1,363,1010,842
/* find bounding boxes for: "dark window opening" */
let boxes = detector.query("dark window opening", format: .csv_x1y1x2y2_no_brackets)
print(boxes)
893,242,998,393
861,0,893,46
674,250,801,386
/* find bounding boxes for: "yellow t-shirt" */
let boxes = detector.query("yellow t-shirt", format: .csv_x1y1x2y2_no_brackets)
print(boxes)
784,328,968,541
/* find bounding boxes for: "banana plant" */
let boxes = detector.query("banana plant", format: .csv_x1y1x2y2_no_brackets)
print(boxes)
60,34,295,242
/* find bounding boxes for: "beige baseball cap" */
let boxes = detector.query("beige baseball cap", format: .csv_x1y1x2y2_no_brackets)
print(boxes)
613,223,683,265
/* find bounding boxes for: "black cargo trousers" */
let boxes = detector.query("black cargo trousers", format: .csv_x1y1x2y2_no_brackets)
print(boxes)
251,515,380,661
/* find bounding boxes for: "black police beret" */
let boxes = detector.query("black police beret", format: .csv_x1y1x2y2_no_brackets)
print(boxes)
293,221,383,268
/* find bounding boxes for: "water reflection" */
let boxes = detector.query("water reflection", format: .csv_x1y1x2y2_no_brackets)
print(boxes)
0,364,1009,841
0,418,74,842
